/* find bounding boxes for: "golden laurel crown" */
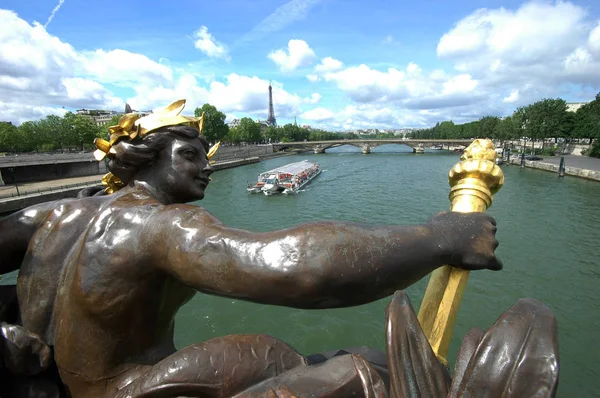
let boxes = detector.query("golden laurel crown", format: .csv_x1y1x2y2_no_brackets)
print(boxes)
93,99,220,194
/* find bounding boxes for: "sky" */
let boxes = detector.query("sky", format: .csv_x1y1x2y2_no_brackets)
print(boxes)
1,0,600,131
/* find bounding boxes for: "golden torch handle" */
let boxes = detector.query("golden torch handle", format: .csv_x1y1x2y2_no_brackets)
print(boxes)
417,139,504,365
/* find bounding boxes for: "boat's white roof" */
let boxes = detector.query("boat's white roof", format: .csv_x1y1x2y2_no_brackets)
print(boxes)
260,160,317,176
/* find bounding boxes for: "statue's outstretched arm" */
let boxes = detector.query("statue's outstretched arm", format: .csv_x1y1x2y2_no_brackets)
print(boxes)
146,205,500,309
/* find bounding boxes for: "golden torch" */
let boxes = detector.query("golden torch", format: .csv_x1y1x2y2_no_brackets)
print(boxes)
417,139,504,365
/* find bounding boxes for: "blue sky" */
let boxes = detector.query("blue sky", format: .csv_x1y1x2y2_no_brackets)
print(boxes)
1,0,600,130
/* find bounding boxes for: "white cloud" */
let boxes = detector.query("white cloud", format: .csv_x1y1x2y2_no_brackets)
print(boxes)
303,103,433,131
193,26,230,60
436,1,600,93
126,73,305,120
306,0,600,130
503,89,519,103
322,62,481,108
0,9,123,116
0,10,303,124
125,73,209,112
0,102,68,125
2,1,600,131
314,57,343,73
80,49,173,86
268,39,316,72
123,73,305,121
303,93,321,104
207,74,303,118
589,22,600,56
300,107,334,121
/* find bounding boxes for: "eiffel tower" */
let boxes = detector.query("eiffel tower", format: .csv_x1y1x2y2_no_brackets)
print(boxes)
267,82,277,127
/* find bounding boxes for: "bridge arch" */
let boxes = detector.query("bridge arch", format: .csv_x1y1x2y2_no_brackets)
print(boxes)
273,139,472,154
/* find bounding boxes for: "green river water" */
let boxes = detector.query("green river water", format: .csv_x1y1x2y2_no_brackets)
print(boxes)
3,145,599,396
177,145,599,397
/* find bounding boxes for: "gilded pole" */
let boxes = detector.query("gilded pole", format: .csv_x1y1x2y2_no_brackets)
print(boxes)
417,139,504,365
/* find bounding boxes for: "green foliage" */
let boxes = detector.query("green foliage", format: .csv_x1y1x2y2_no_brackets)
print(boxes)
225,118,263,144
572,97,600,141
265,126,283,142
281,123,310,142
478,116,500,138
194,104,229,143
588,140,600,158
411,93,600,159
238,118,262,143
0,113,103,153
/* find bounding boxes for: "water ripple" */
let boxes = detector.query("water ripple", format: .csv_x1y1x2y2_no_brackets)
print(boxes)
126,151,600,396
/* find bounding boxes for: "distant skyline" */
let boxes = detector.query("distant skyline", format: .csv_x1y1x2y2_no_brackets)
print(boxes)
1,0,599,130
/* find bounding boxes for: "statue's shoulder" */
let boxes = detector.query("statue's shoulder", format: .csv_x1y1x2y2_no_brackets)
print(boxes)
150,203,221,226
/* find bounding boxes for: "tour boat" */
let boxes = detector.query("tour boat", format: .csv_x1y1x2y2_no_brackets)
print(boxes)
247,160,321,195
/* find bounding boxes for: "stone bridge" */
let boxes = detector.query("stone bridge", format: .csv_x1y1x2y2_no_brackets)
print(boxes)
272,139,473,154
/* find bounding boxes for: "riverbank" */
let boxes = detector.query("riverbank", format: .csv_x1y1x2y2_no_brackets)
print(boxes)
0,155,273,216
506,154,600,181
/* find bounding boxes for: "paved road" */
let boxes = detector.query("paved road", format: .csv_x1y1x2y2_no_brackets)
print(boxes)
537,155,600,171
0,175,102,199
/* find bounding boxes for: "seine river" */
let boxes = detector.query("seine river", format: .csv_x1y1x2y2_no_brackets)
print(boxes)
2,145,598,396
176,145,599,397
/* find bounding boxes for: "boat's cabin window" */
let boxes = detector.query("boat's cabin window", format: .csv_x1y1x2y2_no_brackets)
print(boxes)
266,178,277,184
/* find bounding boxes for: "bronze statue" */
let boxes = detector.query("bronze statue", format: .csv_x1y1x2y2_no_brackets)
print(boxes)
0,100,559,397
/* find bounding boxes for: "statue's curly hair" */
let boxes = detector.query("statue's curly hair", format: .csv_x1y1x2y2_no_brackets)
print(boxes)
79,125,209,198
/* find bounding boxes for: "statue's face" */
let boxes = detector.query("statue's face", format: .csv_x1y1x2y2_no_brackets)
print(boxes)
150,135,213,203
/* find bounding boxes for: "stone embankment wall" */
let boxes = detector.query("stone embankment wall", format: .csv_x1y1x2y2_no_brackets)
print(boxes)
0,145,273,186
0,157,261,216
508,158,600,181
0,161,101,184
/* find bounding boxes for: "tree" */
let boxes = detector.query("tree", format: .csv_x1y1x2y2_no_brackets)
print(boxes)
572,93,600,144
238,118,262,143
37,115,65,151
18,121,42,152
265,126,283,143
0,122,20,152
497,116,516,144
528,98,569,150
478,116,500,138
62,112,101,150
226,126,243,144
194,104,229,143
461,121,480,139
437,121,456,139
281,124,309,142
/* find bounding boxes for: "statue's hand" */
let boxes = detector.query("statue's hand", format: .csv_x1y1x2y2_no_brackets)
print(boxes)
427,212,502,271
